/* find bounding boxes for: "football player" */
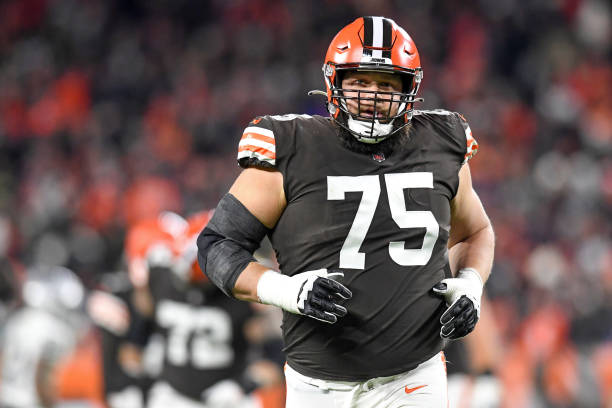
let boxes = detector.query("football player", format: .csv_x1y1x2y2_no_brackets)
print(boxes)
0,265,87,408
124,211,284,408
86,272,150,408
198,16,495,407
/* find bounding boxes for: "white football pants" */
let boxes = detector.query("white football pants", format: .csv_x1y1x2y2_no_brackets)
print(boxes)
284,352,448,408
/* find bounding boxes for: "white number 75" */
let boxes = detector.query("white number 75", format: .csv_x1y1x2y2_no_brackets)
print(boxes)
327,172,439,269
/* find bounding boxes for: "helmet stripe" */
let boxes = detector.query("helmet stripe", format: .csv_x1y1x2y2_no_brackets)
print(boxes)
382,18,392,59
362,17,373,57
362,16,374,47
382,18,392,47
371,16,384,59
372,17,383,47
362,17,393,60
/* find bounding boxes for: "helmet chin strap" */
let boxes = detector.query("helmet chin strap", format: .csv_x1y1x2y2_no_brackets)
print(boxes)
347,116,395,143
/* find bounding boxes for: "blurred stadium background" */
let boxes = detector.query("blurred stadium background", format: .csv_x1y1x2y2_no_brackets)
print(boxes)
0,0,610,407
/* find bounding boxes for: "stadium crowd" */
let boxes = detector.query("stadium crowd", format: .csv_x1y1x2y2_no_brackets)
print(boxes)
0,0,610,407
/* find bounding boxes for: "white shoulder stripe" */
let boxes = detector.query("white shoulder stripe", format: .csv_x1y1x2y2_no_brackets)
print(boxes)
238,137,276,152
243,126,274,138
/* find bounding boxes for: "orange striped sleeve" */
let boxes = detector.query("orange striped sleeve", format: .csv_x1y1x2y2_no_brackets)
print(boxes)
237,126,276,165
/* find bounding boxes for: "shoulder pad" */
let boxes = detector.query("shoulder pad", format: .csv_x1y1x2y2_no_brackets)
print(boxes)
265,113,313,122
456,113,478,163
413,109,454,117
414,110,478,163
237,114,313,168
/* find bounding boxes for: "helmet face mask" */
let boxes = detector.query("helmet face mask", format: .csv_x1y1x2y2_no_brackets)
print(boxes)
322,17,423,143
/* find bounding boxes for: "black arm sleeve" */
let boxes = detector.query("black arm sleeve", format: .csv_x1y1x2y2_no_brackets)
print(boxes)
197,193,270,297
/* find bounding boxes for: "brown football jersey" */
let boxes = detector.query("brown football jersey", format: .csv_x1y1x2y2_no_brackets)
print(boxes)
237,111,477,381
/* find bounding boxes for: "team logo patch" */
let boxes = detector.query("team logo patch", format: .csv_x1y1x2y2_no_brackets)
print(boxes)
372,152,385,162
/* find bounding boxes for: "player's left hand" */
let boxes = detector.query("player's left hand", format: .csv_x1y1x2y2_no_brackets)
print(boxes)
432,268,483,340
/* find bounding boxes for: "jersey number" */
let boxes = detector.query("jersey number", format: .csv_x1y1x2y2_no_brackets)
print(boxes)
157,300,234,369
327,172,439,269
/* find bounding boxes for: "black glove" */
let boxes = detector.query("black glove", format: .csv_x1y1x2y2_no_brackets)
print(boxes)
432,268,483,339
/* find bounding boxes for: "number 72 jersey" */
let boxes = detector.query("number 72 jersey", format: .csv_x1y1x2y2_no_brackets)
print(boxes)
237,111,478,382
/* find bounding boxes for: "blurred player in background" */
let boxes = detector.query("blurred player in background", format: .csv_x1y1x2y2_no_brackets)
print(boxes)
86,271,151,408
0,265,87,408
83,212,187,408
198,16,495,407
122,211,284,408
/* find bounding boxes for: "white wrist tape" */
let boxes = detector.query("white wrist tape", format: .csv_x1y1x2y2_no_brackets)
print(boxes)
457,268,484,294
256,270,301,314
256,269,328,315
453,268,484,319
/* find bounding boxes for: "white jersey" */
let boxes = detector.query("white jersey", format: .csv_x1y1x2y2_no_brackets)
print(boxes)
0,307,77,408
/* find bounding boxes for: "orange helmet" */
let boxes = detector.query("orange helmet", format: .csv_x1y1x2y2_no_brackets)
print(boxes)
173,210,214,283
125,212,187,287
321,16,423,143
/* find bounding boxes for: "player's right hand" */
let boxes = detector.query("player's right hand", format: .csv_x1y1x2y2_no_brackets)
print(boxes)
432,268,483,339
256,269,352,324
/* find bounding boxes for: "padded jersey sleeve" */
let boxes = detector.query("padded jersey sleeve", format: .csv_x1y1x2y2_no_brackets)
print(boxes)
237,117,277,169
236,115,296,176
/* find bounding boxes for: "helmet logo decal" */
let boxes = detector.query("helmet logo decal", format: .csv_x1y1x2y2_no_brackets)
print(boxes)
361,55,392,64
